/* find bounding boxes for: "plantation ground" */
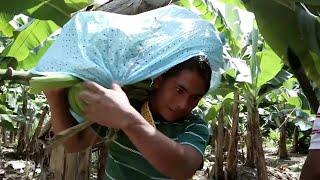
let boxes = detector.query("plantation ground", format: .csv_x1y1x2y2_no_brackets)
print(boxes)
0,145,307,180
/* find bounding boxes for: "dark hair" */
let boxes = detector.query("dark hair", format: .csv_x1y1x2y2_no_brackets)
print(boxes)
162,55,212,93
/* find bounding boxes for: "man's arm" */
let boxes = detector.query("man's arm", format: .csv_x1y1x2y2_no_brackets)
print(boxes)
79,81,203,179
123,110,202,179
45,89,98,153
300,150,320,179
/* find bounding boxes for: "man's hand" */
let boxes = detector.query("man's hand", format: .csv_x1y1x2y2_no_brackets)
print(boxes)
78,81,137,129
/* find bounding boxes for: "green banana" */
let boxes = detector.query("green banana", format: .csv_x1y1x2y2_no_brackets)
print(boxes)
68,82,87,116
29,74,81,94
67,80,154,115
28,72,153,114
37,77,154,148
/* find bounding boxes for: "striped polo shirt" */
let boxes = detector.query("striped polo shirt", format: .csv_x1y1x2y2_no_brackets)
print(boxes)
91,102,210,180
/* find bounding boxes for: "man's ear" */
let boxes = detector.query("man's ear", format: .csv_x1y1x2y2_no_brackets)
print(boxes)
154,76,163,88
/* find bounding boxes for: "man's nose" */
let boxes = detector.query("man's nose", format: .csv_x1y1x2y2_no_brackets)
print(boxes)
176,97,189,111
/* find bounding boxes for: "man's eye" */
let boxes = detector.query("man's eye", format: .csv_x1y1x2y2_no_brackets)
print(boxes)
176,87,183,94
192,95,201,101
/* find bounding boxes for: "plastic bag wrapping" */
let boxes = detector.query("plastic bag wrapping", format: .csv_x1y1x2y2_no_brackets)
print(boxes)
31,5,223,90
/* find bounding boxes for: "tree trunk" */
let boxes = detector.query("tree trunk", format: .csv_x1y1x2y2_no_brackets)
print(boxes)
226,92,239,180
291,126,299,153
28,105,48,152
78,147,90,180
17,91,28,154
64,147,90,180
24,117,32,149
49,145,65,180
210,123,217,153
245,112,255,168
250,106,268,180
1,127,6,145
215,108,225,180
278,114,288,159
65,153,78,180
9,131,15,144
224,129,230,152
97,142,108,180
16,122,26,154
49,145,91,180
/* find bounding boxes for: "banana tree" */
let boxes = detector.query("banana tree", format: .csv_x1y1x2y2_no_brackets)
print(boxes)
224,26,286,179
261,76,313,157
238,0,320,112
265,89,303,158
198,85,237,179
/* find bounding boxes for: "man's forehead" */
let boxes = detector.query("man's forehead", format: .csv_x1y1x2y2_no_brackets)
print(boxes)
172,73,206,95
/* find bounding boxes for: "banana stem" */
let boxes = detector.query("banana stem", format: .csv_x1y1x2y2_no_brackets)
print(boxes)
0,68,33,82
46,120,94,151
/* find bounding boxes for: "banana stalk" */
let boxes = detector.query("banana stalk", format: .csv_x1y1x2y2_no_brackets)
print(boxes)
1,68,154,149
29,74,81,94
46,120,94,150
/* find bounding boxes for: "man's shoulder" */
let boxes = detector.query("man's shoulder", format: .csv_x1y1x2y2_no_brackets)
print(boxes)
185,112,206,125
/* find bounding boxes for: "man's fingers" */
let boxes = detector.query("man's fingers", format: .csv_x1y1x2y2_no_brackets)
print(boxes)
83,81,105,93
111,82,124,93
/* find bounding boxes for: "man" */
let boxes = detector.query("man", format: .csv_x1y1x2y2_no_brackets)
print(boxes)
45,55,213,179
300,107,320,179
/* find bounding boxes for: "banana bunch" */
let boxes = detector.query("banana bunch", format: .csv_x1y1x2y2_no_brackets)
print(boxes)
67,82,87,116
29,73,154,116
28,73,155,148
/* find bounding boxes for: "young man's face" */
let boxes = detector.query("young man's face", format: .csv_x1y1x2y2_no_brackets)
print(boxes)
150,70,207,121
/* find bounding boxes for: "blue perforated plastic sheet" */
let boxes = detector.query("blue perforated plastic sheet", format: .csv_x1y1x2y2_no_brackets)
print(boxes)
31,5,223,90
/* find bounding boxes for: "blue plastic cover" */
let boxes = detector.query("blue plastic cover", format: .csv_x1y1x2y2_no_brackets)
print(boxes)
31,5,223,90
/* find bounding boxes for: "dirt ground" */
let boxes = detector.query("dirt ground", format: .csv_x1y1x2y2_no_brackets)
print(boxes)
0,146,307,180
193,147,306,180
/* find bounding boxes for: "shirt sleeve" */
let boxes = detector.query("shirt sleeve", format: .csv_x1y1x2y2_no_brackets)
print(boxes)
309,106,320,149
176,118,210,157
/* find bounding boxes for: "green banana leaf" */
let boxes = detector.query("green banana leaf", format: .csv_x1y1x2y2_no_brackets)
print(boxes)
249,27,259,87
189,0,242,54
256,44,284,88
242,0,320,87
0,12,14,37
17,40,53,70
272,0,320,6
0,104,13,114
224,4,243,43
176,0,192,8
0,118,16,132
193,0,215,20
1,20,59,62
218,0,245,9
0,0,93,26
